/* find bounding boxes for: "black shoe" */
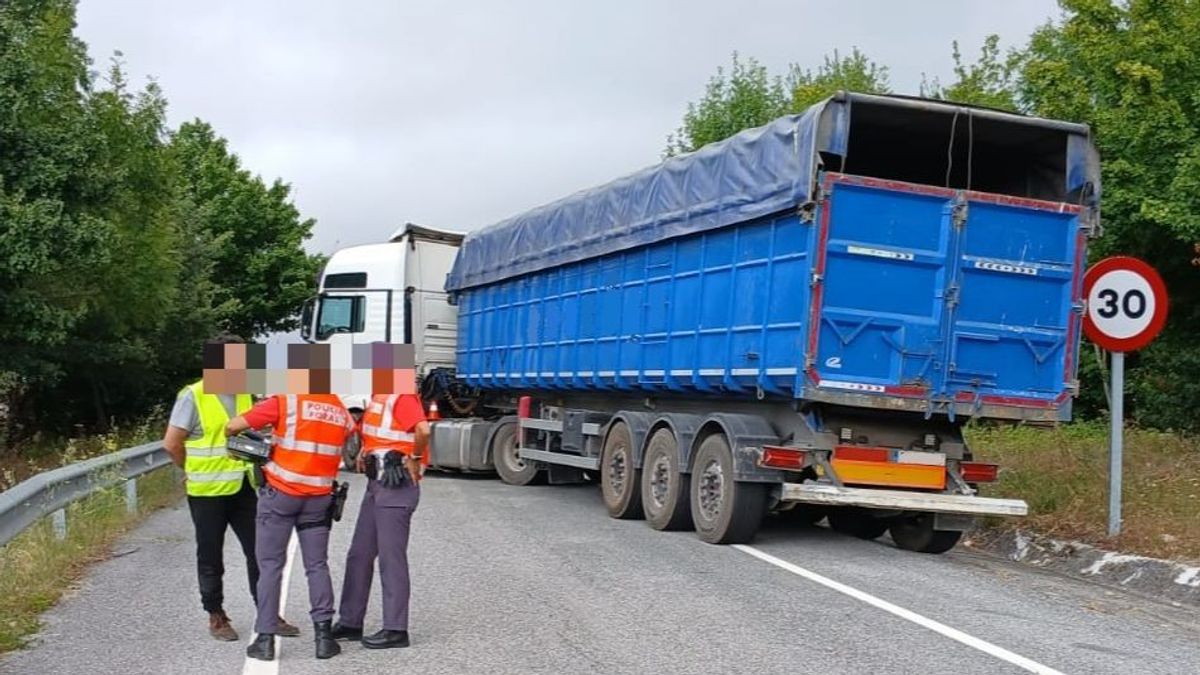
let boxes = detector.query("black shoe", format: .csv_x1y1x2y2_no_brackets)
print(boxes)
246,633,275,661
314,620,341,659
362,629,410,650
330,622,363,641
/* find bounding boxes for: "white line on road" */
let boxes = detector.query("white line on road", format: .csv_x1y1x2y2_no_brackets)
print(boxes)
242,532,299,675
732,545,1064,675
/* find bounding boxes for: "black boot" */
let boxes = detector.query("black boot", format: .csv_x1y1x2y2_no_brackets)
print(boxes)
330,621,363,641
314,620,341,659
362,629,410,649
246,633,275,661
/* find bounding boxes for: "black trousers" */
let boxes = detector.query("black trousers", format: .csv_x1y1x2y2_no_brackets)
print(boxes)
187,479,259,613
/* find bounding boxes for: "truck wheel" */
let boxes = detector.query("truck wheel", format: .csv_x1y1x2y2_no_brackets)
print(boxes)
492,422,540,486
640,428,692,531
689,434,765,544
889,514,962,554
827,508,889,540
601,422,643,519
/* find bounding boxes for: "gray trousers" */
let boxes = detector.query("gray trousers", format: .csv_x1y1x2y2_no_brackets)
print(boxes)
254,486,334,634
337,478,420,631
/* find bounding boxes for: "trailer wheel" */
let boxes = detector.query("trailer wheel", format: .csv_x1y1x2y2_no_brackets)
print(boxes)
601,422,643,519
889,514,962,554
689,434,765,544
492,422,540,486
827,508,889,540
640,429,692,531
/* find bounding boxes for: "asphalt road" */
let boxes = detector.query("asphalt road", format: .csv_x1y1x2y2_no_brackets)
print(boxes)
2,471,1198,675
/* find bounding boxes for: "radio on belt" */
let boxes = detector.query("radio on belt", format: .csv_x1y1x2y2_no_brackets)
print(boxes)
226,431,272,464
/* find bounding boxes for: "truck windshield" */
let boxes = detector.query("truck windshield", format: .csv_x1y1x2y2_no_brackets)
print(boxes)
316,295,364,339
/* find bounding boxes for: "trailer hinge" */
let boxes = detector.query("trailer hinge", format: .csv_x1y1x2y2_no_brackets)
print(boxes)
810,271,823,287
944,284,960,308
1080,207,1102,239
798,200,818,223
951,198,969,228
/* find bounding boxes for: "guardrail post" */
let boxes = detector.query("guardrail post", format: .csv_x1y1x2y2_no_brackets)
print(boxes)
125,478,138,514
52,508,67,540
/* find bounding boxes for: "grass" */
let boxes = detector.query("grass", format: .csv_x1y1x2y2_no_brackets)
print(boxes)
967,420,1200,562
0,411,165,491
0,465,183,654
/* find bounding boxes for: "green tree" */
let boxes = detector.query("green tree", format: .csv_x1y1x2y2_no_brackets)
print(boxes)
787,48,891,110
1020,0,1200,429
169,121,324,339
665,49,890,156
922,35,1021,111
0,0,115,432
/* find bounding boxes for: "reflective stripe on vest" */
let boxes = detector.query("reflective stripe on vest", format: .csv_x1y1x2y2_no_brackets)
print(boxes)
265,461,335,488
361,394,418,452
182,382,253,497
266,394,349,496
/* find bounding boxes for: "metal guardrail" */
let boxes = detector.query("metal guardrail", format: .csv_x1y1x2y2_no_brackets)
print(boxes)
0,441,173,548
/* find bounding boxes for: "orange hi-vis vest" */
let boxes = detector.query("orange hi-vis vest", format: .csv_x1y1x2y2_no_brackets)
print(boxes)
360,394,421,466
264,394,353,497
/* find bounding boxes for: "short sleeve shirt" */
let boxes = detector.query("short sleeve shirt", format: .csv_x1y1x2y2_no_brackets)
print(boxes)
391,395,427,433
168,388,240,440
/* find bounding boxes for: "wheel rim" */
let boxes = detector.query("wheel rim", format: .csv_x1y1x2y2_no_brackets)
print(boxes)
649,455,671,508
501,434,524,471
607,444,628,495
698,458,724,521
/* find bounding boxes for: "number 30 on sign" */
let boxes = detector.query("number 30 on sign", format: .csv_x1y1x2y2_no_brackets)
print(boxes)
1082,256,1168,352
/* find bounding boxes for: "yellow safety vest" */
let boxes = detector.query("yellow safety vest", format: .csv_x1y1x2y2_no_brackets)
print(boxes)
182,381,253,497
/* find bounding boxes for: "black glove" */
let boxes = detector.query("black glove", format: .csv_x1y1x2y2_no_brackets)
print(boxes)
364,453,378,478
380,451,408,488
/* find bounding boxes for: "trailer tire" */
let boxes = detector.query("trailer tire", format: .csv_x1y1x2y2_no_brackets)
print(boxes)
601,422,643,520
689,434,765,544
492,422,540,486
827,508,889,540
889,514,962,554
640,429,692,531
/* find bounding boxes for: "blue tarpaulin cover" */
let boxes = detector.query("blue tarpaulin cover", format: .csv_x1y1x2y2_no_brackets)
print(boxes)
445,104,825,291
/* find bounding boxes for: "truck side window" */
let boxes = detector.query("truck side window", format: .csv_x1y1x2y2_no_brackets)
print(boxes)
316,295,364,339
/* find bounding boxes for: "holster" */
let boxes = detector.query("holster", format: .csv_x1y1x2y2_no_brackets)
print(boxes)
295,480,349,531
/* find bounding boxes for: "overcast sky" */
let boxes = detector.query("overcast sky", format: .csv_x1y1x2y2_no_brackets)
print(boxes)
76,0,1062,255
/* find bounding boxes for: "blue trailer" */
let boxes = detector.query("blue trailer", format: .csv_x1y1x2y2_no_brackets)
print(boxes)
433,92,1100,551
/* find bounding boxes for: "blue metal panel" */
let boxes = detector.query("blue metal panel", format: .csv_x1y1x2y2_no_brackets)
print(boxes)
946,197,1082,405
455,212,812,396
802,174,1083,414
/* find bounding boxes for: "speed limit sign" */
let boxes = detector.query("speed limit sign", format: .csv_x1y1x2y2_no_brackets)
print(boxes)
1081,255,1167,538
1083,256,1168,352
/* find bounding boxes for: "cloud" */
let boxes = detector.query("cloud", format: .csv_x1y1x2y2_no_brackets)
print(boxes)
76,0,1059,254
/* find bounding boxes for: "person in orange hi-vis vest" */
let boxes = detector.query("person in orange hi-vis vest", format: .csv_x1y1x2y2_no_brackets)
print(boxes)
226,394,355,662
329,392,429,649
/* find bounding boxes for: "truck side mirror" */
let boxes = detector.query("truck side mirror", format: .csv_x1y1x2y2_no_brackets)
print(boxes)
300,297,315,342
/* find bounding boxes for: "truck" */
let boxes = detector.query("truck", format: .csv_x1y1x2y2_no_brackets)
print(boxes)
302,92,1100,552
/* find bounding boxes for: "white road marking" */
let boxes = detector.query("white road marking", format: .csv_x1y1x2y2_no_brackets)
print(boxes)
242,532,300,675
732,545,1064,675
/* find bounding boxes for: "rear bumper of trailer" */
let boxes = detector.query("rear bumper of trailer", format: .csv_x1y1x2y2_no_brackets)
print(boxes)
780,483,1028,517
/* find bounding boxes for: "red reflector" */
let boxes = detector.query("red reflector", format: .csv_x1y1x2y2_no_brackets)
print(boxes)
760,446,809,470
960,462,999,483
517,396,532,419
834,445,890,463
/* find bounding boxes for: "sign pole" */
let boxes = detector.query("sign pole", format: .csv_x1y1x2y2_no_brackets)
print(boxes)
1107,351,1124,538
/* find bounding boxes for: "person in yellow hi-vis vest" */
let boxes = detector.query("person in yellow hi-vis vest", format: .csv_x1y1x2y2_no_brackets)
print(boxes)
161,335,299,643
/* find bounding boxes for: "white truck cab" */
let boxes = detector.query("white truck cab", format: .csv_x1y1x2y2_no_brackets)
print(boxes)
300,223,464,377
